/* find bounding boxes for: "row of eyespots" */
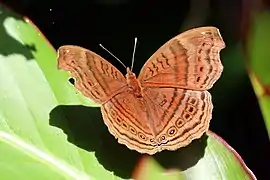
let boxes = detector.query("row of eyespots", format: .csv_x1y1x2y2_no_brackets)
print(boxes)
149,135,167,144
110,108,149,142
163,96,200,138
109,95,199,145
143,96,201,144
151,94,203,144
115,116,179,144
179,97,198,124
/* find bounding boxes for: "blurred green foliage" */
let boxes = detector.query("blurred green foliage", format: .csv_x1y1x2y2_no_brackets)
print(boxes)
247,11,270,137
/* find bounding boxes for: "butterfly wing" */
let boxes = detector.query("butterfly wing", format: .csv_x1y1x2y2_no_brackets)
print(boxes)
142,87,212,153
100,86,213,155
100,86,212,155
135,27,225,153
138,26,225,90
100,89,158,154
57,45,127,104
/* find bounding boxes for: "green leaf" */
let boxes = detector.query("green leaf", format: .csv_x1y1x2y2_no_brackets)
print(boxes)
246,11,270,137
132,131,256,180
0,3,256,180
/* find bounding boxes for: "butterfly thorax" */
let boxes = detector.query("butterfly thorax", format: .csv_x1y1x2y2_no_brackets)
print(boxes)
126,68,143,98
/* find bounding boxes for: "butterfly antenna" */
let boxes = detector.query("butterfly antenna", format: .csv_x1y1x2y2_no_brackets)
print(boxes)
130,37,137,71
99,44,127,69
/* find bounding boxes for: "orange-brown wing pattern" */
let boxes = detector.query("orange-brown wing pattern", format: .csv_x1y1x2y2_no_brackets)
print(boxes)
101,85,213,155
57,26,225,155
138,27,225,91
101,89,158,154
57,45,127,104
142,87,212,153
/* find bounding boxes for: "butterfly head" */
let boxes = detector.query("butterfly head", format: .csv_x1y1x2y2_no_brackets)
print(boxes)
126,67,136,79
126,67,138,85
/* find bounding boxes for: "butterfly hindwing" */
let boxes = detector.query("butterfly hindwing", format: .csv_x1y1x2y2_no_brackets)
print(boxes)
101,85,213,155
100,89,158,154
142,87,212,152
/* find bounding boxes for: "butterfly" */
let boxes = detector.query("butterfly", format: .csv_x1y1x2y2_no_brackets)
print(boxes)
57,26,225,155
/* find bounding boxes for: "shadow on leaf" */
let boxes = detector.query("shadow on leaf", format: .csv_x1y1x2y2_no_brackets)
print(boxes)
0,3,35,59
50,105,208,179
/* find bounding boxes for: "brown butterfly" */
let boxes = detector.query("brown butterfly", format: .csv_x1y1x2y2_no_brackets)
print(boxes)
57,26,225,155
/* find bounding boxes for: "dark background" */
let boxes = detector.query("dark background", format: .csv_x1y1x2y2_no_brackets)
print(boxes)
3,0,270,179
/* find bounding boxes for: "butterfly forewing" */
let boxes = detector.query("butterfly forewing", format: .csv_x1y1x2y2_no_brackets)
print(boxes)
57,45,127,104
138,26,225,91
